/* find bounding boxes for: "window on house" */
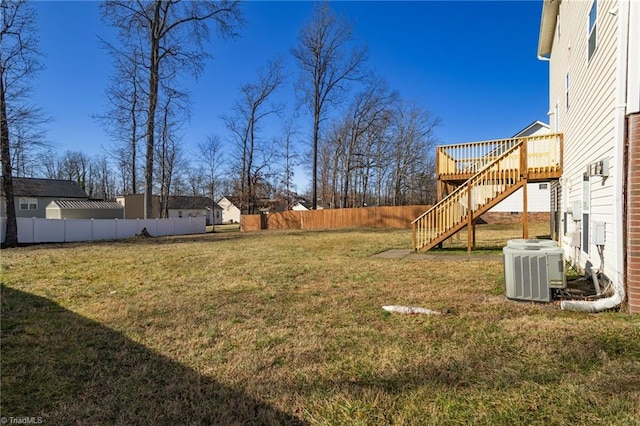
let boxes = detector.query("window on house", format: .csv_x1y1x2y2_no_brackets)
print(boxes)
539,183,548,190
19,198,37,210
588,0,597,61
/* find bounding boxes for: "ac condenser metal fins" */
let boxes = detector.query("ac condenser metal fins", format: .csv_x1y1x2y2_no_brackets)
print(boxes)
503,239,566,303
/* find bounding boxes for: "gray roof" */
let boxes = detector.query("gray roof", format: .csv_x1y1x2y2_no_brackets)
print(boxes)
48,200,124,210
167,196,216,210
4,177,88,198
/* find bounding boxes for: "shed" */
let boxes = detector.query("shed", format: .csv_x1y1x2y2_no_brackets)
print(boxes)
46,200,124,219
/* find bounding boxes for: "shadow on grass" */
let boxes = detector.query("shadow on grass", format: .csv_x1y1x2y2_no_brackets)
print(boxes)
0,285,306,425
426,246,505,255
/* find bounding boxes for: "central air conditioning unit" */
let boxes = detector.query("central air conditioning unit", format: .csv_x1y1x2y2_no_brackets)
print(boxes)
503,239,566,302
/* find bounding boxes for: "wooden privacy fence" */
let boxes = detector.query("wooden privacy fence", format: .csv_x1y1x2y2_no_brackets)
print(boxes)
241,205,432,232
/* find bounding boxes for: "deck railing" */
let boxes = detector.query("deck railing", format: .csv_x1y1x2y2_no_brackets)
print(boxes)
436,133,563,179
413,140,527,251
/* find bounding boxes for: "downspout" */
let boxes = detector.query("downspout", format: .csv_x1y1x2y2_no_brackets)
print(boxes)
561,0,629,312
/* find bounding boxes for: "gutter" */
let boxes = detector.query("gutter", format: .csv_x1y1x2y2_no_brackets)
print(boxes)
537,0,561,61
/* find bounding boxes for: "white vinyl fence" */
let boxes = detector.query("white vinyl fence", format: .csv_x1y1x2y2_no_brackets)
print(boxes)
1,216,205,244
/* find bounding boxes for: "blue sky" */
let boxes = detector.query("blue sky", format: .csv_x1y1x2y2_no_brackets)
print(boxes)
32,1,549,190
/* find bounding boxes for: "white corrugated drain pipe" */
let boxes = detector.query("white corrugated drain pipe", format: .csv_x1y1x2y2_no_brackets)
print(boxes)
561,0,630,313
560,272,625,313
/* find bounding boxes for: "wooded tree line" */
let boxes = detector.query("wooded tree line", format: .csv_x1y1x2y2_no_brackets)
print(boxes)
2,1,439,245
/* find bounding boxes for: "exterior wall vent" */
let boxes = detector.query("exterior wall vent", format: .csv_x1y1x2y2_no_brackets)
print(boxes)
503,240,566,302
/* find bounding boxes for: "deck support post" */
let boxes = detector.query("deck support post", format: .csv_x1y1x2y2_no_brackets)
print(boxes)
412,223,416,251
522,178,529,239
520,140,529,239
467,185,473,254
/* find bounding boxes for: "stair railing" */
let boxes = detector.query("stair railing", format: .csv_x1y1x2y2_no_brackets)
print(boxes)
413,140,525,251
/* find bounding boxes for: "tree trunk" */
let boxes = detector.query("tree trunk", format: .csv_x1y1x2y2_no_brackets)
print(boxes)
0,71,18,246
144,2,162,219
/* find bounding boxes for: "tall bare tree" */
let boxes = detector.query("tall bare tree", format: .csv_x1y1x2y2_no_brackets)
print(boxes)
224,57,285,214
1,0,44,246
155,88,187,218
101,0,243,218
292,2,366,210
389,101,439,205
95,39,146,195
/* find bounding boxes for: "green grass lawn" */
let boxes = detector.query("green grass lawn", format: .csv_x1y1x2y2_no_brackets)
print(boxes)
1,224,639,424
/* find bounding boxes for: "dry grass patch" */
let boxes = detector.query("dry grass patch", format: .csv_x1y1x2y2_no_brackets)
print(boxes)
2,224,639,424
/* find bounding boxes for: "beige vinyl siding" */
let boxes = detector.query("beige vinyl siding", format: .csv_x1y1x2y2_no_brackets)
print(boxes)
550,0,618,275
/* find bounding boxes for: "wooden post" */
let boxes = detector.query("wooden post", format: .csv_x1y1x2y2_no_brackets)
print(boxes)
522,179,529,239
520,140,529,239
412,222,417,251
467,184,473,254
472,220,476,249
436,149,442,201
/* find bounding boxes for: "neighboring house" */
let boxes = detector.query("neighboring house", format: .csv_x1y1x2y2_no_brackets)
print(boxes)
292,201,311,211
538,0,640,312
166,196,221,225
46,200,124,219
217,196,241,224
116,194,221,225
0,177,88,219
291,201,324,211
489,121,552,214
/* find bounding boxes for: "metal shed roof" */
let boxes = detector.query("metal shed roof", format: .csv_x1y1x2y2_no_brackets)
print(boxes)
48,200,124,210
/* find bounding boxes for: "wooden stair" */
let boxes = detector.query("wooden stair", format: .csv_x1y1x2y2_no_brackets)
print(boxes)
412,134,563,252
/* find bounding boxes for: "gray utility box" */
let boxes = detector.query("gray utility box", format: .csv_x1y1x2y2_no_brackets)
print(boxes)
503,240,566,302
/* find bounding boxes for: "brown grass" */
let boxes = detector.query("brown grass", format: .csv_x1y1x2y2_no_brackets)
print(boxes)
1,223,639,424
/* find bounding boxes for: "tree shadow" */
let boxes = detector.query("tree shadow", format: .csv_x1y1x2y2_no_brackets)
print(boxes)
1,285,306,425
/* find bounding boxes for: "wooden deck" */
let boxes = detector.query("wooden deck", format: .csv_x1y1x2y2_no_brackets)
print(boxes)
412,134,563,252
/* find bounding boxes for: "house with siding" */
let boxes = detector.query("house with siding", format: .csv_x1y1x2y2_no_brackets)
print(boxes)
217,196,241,224
0,177,88,219
116,194,221,225
488,121,552,215
538,0,640,312
166,196,221,225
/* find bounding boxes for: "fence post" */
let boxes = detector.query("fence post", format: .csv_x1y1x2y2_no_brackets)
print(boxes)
64,218,67,243
91,218,94,241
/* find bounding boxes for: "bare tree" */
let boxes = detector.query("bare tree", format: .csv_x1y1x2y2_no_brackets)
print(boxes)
101,0,243,218
339,79,397,208
59,151,90,192
155,89,187,218
224,57,285,214
95,39,146,195
388,101,440,206
197,134,224,228
292,2,367,210
276,120,299,209
1,0,45,246
91,155,117,200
